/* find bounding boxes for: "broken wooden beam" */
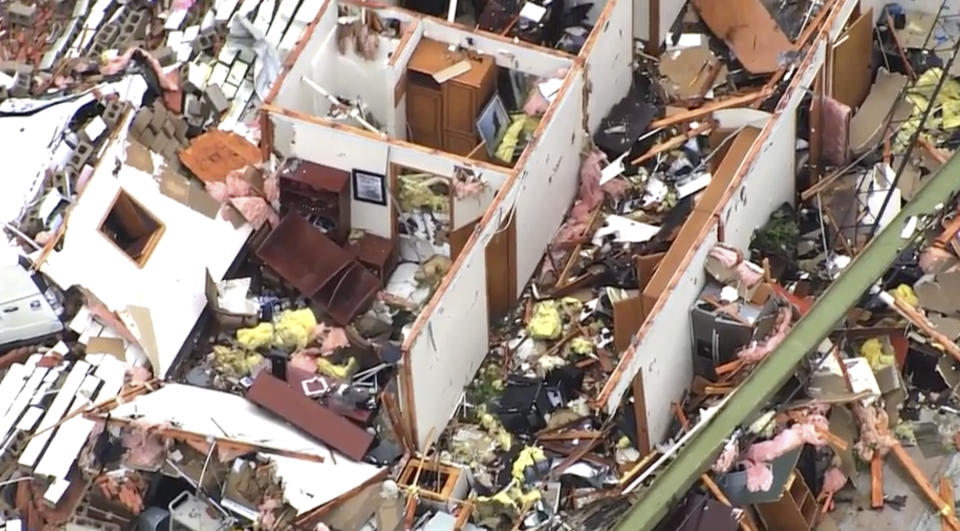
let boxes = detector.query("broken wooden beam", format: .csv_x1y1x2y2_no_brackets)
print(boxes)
890,442,960,530
942,477,955,531
880,291,960,364
701,473,759,531
632,120,717,165
884,11,917,81
871,454,884,509
649,90,771,130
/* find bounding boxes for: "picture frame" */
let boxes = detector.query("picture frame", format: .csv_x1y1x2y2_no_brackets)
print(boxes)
476,94,510,156
352,169,387,205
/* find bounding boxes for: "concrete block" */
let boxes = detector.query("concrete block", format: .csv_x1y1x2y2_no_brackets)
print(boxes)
103,100,126,127
150,133,169,155
173,117,188,140
195,31,216,52
204,84,229,115
140,127,156,149
162,119,176,138
149,105,167,131
162,139,180,160
73,140,94,163
151,46,176,66
7,2,36,27
184,93,204,120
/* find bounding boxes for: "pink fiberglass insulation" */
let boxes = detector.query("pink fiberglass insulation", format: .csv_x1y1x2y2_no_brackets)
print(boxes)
522,69,567,116
229,197,279,229
820,466,846,495
523,89,549,116
552,150,609,247
290,350,320,373
121,419,170,469
745,417,827,463
736,306,793,363
712,438,739,473
453,178,486,200
742,415,829,492
264,174,280,203
852,404,897,461
743,460,774,492
708,245,763,287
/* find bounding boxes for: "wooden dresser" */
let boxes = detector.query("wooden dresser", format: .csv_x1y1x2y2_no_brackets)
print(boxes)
277,159,351,244
406,38,497,155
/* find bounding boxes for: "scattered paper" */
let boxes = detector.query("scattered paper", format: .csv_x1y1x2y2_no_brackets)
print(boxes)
165,9,188,30
83,116,107,141
676,172,712,199
538,77,563,104
598,152,627,185
519,2,547,22
37,189,65,222
592,215,660,245
218,277,259,315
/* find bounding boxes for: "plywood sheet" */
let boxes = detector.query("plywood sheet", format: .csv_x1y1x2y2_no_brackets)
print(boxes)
831,9,873,109
850,69,910,154
692,0,793,74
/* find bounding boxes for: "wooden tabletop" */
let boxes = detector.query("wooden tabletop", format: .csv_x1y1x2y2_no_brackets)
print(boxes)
407,38,493,88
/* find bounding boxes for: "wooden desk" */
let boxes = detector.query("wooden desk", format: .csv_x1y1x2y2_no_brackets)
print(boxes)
256,214,379,325
406,38,497,155
278,159,351,244
348,233,399,286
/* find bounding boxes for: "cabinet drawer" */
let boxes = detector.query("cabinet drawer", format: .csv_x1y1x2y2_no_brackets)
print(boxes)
442,82,477,135
443,130,479,156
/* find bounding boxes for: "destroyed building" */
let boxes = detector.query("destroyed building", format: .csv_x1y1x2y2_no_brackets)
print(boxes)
4,0,960,529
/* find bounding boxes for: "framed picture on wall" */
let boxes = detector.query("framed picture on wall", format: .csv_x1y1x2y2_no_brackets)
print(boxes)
352,169,387,205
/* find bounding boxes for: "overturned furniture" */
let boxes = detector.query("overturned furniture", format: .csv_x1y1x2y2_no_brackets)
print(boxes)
256,213,380,324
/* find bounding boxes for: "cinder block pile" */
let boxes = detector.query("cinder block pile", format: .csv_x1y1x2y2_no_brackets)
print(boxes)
129,102,190,160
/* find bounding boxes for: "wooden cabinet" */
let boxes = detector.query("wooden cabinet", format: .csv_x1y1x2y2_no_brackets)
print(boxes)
406,75,443,149
278,159,351,244
406,38,497,155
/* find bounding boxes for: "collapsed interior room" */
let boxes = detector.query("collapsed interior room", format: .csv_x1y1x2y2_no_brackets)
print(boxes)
4,0,960,528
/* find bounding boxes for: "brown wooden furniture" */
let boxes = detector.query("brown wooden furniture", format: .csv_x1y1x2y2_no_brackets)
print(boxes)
406,38,497,155
256,213,379,325
347,233,399,286
278,159,352,244
754,471,817,531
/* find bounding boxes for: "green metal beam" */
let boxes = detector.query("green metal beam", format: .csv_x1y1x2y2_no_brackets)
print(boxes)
615,154,960,530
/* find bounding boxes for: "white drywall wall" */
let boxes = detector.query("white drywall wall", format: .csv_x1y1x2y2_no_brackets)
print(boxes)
584,0,633,133
513,72,586,289
273,115,394,237
386,20,424,140
721,112,797,248
39,134,251,378
453,184,498,230
272,1,339,111
270,115,511,238
637,226,718,444
421,19,575,76
405,164,523,449
333,36,400,135
601,34,828,444
407,232,490,449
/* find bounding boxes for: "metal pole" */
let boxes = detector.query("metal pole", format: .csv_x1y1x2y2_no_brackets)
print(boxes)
614,143,960,531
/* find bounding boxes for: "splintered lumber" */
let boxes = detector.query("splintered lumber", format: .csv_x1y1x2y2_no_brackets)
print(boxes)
890,442,960,530
871,455,884,509
942,477,955,531
880,291,960,364
701,474,759,531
